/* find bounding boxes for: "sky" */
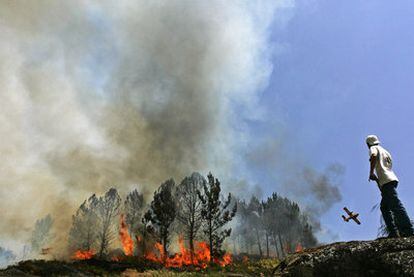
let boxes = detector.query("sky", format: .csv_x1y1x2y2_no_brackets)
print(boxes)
1,0,414,254
260,0,414,242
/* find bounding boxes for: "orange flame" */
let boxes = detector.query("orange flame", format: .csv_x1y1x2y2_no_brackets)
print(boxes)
215,252,232,267
143,237,231,268
295,242,303,252
72,249,95,260
119,214,134,256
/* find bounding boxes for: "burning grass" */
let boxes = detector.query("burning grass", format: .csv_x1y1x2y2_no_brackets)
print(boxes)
72,249,95,260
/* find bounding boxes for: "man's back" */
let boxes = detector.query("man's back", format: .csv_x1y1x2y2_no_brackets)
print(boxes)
369,145,399,186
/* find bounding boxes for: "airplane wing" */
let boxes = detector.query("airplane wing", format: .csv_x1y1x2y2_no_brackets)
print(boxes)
352,217,361,225
343,207,352,215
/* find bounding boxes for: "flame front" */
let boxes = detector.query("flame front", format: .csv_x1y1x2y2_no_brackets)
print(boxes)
119,214,134,256
81,215,231,268
144,237,231,268
73,249,95,260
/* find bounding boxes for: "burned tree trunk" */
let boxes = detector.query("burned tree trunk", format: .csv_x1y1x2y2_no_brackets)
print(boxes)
98,229,109,258
208,219,213,263
255,227,263,258
162,234,168,263
189,229,195,264
265,231,270,258
278,233,285,257
272,233,281,258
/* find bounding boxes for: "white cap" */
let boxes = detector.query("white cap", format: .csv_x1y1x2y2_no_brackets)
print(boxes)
366,135,380,146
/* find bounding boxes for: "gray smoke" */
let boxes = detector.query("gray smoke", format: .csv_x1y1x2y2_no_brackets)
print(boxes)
302,164,343,212
245,135,344,235
297,164,343,231
0,0,294,253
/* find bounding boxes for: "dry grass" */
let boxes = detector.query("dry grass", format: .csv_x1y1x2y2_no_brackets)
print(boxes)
0,258,280,276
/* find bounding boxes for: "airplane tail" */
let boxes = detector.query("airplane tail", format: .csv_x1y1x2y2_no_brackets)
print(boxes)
342,215,348,222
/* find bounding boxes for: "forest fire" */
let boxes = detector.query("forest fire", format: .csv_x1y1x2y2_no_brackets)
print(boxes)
115,215,232,268
71,218,232,268
144,237,231,268
119,214,134,256
63,175,312,272
72,250,95,260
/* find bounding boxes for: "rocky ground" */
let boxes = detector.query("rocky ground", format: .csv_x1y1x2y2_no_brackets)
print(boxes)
274,237,414,277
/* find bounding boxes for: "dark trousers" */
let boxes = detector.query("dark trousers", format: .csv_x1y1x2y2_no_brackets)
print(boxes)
380,181,414,237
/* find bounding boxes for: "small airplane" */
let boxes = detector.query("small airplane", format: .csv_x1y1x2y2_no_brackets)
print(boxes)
341,207,361,225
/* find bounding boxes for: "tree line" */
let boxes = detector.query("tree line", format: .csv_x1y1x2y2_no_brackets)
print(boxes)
0,172,318,266
68,172,237,262
232,193,317,258
67,172,317,261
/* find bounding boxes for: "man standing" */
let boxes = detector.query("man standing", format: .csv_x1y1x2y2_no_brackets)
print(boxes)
367,135,413,237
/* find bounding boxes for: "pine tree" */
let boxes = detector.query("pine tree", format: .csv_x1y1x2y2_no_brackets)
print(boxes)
124,189,145,255
175,172,205,263
30,214,54,253
198,173,237,262
96,188,121,258
144,179,176,261
68,194,99,252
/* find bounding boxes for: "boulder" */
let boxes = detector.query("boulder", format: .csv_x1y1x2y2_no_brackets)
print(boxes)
274,237,414,277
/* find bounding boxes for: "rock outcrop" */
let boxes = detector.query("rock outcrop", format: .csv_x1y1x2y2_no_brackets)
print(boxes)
274,237,414,277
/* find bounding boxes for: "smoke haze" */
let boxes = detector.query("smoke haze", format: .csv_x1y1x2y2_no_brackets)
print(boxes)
0,0,295,252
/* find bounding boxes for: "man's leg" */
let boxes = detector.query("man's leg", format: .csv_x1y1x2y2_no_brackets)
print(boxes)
380,193,398,237
386,182,414,237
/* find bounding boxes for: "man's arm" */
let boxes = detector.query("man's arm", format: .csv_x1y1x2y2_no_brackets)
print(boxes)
369,154,378,181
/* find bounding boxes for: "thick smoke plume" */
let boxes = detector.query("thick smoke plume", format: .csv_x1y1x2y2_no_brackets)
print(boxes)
0,0,294,252
297,164,343,231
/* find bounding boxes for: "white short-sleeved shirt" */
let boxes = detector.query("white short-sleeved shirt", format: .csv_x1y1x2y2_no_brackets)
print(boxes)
369,145,399,187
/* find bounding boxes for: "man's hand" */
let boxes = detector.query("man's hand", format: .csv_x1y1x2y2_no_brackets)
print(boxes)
369,173,378,182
